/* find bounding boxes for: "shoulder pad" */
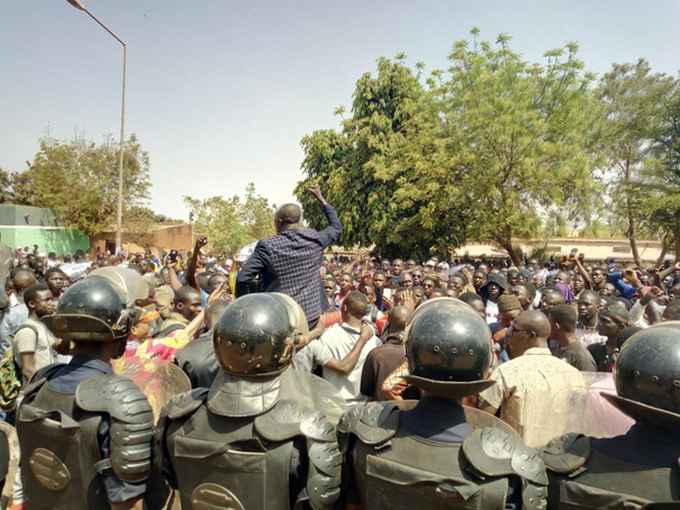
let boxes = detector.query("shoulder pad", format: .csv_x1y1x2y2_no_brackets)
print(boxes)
76,374,155,483
541,433,591,474
76,374,153,423
254,399,308,442
347,402,400,446
336,402,399,452
20,376,48,400
463,427,548,486
165,388,209,421
22,363,65,398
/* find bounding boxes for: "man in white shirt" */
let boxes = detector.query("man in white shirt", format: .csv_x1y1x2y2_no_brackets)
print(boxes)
295,291,381,402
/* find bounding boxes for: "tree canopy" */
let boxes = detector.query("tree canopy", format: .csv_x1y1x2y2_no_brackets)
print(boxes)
296,31,603,263
4,135,151,239
184,183,275,256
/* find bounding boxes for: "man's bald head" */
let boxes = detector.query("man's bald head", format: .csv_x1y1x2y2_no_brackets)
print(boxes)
13,269,37,295
275,203,302,232
515,310,552,340
205,300,229,330
388,305,409,333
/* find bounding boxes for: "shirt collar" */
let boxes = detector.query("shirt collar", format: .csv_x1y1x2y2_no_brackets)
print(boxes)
523,347,553,356
340,322,361,334
68,354,113,375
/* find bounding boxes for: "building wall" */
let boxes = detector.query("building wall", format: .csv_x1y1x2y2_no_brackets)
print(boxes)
0,204,90,255
0,227,89,255
90,224,193,256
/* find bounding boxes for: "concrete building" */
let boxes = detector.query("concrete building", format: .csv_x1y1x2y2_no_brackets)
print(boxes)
0,204,89,255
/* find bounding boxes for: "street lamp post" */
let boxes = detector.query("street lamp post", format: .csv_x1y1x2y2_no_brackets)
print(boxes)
66,0,126,254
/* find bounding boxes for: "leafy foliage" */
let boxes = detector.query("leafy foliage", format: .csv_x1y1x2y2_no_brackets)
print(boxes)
597,59,676,265
184,183,275,256
296,31,602,263
7,135,151,238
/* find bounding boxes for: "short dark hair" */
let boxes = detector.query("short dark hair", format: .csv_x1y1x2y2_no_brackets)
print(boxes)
24,282,51,309
459,292,483,306
175,285,200,305
548,304,577,334
343,291,369,318
578,289,601,304
275,203,302,225
45,267,67,279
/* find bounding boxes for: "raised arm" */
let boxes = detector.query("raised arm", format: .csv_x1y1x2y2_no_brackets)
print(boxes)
307,185,342,248
574,255,593,289
235,241,269,297
186,236,208,290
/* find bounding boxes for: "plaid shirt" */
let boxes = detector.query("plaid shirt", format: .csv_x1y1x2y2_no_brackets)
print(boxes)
236,203,342,322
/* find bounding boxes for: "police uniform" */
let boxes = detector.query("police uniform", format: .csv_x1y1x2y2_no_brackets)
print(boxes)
16,277,155,510
160,293,342,510
339,298,549,510
174,330,219,388
542,322,680,508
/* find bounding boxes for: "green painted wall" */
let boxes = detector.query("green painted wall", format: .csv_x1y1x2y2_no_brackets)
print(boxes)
0,204,89,255
0,227,89,255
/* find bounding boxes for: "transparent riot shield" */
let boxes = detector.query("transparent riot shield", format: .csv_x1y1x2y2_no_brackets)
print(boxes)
88,266,150,306
280,365,348,424
112,357,191,423
575,371,634,439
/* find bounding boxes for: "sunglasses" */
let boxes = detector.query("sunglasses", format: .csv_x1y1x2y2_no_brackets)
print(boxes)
423,283,434,288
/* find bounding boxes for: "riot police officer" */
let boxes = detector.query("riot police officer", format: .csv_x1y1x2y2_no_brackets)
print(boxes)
160,293,342,510
338,297,549,510
542,322,680,507
16,276,155,510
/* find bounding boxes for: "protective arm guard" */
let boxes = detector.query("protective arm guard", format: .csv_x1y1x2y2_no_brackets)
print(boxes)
301,413,343,510
463,427,549,510
76,374,155,483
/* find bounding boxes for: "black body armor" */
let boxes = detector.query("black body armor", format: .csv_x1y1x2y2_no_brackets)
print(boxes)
543,433,680,509
163,372,342,510
17,373,154,510
339,401,548,510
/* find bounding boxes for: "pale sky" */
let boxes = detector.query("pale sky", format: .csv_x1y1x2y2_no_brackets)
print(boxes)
3,1,679,219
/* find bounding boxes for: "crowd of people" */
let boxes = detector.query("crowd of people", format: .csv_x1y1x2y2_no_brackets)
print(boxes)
0,187,679,509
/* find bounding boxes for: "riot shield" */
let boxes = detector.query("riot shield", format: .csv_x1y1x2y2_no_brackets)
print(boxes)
516,370,633,447
112,357,191,422
88,266,150,306
576,371,634,438
463,406,519,437
280,365,348,424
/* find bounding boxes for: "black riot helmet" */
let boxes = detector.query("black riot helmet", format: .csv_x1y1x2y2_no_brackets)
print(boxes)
42,276,130,342
404,297,494,398
603,322,680,427
213,293,299,378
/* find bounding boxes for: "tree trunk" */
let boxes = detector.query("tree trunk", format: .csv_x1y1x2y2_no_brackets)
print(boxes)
624,159,642,268
498,239,523,267
655,235,669,268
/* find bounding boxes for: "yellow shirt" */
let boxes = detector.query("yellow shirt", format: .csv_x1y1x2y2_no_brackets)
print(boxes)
479,347,587,448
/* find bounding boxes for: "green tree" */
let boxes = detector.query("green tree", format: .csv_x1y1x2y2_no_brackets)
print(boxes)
184,183,275,256
15,135,151,239
438,35,602,264
296,31,602,264
0,168,13,203
646,81,680,260
598,59,675,266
